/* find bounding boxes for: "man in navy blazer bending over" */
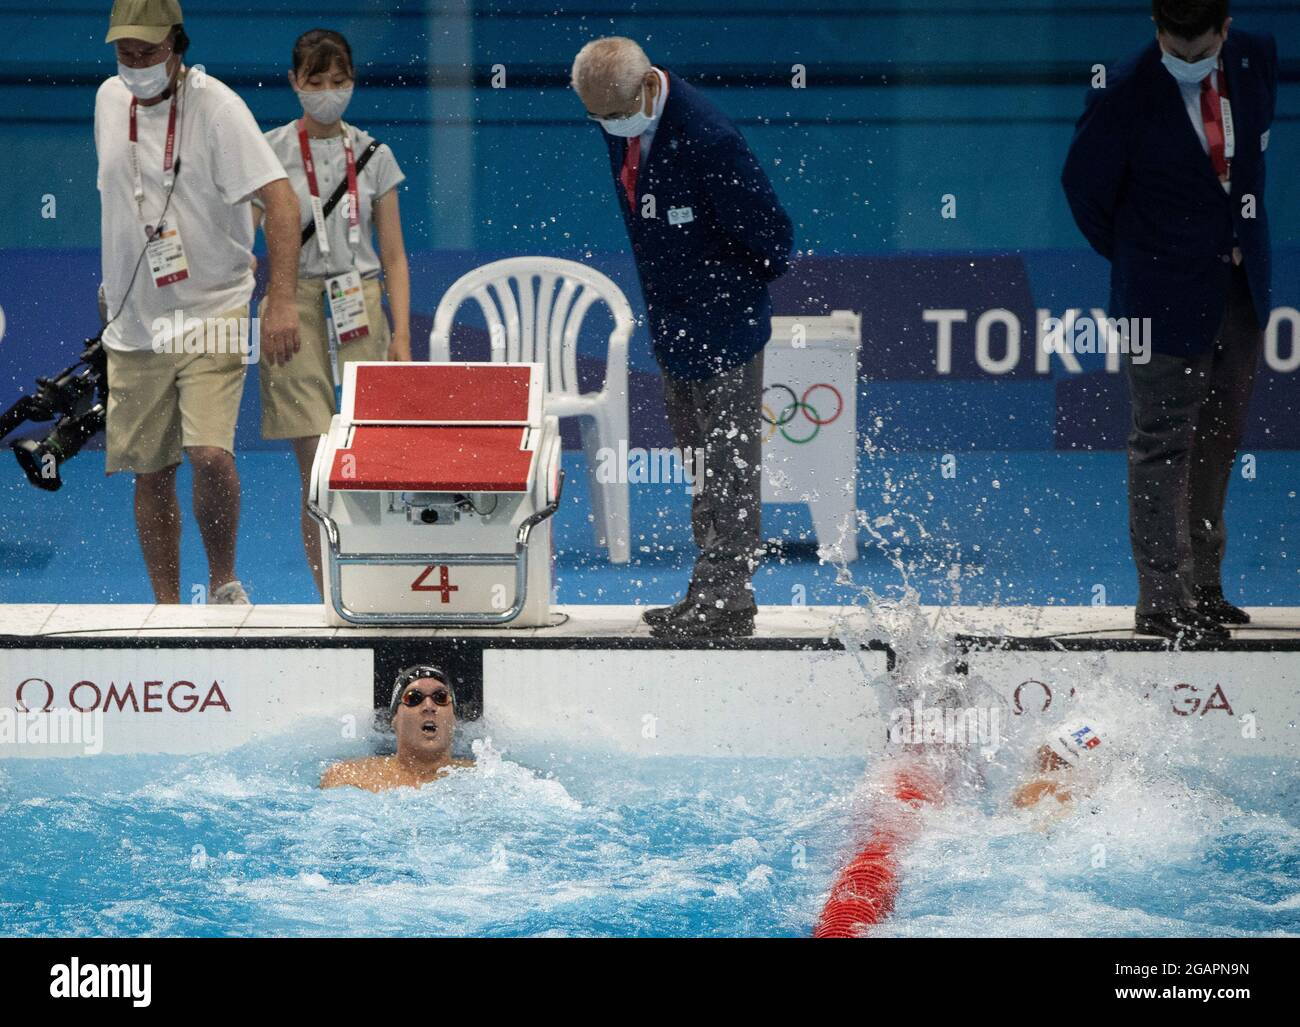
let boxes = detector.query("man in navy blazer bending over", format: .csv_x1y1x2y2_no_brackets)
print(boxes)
571,37,794,638
1062,0,1276,644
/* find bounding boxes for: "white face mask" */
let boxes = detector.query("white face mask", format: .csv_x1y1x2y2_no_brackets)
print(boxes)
118,59,173,100
598,87,654,138
297,85,353,125
1161,46,1220,84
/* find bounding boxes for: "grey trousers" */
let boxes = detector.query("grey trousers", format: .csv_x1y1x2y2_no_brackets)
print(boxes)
661,347,765,612
1124,265,1263,615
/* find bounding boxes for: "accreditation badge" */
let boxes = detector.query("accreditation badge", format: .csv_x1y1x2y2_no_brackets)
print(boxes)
1220,96,1235,161
145,218,190,287
323,269,370,344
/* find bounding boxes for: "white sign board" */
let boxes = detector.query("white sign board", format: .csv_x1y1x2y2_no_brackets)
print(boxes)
966,648,1300,758
483,647,890,757
0,648,374,757
762,311,861,561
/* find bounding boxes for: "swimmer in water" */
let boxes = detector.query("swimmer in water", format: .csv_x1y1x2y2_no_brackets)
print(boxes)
1011,721,1104,810
321,665,474,792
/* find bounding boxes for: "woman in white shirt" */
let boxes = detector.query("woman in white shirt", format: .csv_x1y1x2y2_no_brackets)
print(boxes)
254,28,411,593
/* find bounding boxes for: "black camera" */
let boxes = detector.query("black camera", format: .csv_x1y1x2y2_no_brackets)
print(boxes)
0,337,108,491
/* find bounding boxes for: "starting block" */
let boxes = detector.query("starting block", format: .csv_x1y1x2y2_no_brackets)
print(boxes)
307,361,563,626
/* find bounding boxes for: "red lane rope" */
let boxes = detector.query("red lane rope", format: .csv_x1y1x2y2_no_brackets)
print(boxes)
813,761,943,938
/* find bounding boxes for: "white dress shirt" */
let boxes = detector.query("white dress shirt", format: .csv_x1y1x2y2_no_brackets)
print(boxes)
1174,67,1220,155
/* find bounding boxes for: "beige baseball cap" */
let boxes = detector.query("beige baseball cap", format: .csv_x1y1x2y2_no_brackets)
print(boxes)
105,0,184,45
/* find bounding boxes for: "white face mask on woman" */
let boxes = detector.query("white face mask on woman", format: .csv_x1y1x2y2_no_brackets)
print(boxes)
297,85,353,124
117,59,174,100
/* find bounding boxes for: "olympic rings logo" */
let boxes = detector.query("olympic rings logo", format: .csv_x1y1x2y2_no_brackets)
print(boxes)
761,382,844,444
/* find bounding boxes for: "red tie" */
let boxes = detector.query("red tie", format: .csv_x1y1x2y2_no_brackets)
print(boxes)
1200,74,1229,179
620,136,641,208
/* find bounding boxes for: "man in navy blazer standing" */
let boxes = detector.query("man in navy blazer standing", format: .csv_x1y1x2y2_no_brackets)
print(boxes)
1062,0,1276,644
572,37,794,638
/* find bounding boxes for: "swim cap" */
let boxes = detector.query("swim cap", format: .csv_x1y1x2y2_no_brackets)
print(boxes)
388,665,452,717
1043,721,1103,768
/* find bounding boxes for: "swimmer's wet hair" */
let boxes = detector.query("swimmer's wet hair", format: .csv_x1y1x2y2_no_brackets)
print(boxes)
388,665,454,718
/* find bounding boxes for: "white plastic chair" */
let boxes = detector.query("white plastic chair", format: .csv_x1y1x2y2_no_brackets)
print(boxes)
430,257,634,564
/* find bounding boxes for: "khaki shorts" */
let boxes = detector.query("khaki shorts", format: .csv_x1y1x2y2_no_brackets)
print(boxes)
259,275,391,440
105,305,250,475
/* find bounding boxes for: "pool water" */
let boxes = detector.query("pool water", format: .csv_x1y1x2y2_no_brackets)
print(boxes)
1,722,1297,937
885,761,1300,937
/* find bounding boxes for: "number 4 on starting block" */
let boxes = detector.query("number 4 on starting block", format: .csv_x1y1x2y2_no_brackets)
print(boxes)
411,565,459,603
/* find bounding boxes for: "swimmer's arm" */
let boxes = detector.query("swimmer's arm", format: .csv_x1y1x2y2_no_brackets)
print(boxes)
1011,778,1073,809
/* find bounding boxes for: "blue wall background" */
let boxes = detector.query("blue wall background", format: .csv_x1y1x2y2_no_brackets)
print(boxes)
2,0,1297,452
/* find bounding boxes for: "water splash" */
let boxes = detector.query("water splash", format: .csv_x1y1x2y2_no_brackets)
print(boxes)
808,438,1300,936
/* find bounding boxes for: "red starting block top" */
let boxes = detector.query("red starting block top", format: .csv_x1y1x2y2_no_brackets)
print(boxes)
329,425,536,492
350,363,535,424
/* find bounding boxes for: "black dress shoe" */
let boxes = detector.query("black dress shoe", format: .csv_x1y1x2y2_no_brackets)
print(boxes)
1195,591,1252,625
650,603,756,639
641,598,694,627
1134,607,1230,644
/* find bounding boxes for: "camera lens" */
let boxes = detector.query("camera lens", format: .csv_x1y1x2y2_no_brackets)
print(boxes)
13,439,60,492
420,508,439,524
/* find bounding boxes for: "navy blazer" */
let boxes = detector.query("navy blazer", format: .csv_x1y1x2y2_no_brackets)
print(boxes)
1061,30,1277,357
601,70,794,380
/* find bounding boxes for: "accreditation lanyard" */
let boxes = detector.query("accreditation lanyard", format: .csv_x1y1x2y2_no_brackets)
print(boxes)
1216,63,1235,166
296,119,361,256
128,81,181,224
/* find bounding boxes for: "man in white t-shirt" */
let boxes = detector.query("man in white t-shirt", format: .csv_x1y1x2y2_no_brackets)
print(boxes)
96,0,301,604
